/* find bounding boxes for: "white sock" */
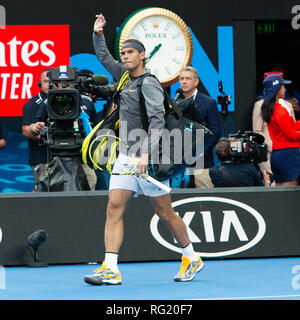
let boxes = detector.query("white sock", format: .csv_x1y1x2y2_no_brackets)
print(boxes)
181,242,197,261
104,252,119,272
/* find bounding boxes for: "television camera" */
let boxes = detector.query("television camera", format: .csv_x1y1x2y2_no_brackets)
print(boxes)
228,131,268,164
39,65,114,158
75,69,116,101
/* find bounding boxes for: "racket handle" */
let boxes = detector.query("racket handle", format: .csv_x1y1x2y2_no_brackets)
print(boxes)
144,175,171,193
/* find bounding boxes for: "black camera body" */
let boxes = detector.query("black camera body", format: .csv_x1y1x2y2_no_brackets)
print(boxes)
75,70,112,100
46,88,82,157
48,65,78,83
42,66,113,158
48,66,112,100
47,66,81,122
228,131,268,164
39,122,83,158
40,67,84,157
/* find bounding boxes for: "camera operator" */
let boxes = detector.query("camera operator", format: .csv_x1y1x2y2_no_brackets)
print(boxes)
209,138,268,187
30,66,98,191
22,70,49,189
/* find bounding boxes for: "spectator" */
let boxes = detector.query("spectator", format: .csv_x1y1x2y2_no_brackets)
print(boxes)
261,74,300,186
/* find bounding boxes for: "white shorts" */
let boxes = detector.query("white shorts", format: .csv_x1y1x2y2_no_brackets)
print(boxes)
109,153,170,198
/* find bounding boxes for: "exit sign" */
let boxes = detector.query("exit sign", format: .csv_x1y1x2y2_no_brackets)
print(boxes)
257,23,276,34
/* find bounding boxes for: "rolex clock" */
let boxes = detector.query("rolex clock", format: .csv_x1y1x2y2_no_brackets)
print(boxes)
115,7,193,87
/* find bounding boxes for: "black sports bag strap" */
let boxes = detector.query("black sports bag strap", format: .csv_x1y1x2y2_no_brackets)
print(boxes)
136,74,150,133
136,74,182,133
103,70,130,119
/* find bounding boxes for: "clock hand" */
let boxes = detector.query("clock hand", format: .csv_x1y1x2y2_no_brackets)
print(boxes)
146,43,162,62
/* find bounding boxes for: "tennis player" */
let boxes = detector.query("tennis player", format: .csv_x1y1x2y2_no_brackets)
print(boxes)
84,13,204,285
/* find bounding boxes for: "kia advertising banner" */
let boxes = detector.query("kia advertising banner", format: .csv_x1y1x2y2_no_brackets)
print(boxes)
150,196,266,258
0,25,70,117
0,187,299,266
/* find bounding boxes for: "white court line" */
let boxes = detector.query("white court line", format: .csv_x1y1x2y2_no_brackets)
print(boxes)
195,294,300,300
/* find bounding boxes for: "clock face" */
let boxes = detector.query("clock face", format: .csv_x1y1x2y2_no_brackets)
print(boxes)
115,8,193,87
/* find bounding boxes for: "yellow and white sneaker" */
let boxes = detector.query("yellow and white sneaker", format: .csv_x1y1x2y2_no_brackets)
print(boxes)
174,255,204,282
84,262,122,285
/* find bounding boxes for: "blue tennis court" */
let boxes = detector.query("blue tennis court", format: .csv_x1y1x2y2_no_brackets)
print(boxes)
1,257,300,300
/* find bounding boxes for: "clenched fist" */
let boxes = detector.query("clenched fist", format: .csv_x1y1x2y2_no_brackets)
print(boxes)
94,13,106,34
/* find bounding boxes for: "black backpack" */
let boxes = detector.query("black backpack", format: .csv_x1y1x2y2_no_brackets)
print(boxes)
136,74,214,181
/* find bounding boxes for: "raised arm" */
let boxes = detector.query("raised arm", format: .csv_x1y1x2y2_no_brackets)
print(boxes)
93,13,125,80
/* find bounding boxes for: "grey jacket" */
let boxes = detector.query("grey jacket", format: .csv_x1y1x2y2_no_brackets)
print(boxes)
93,32,165,156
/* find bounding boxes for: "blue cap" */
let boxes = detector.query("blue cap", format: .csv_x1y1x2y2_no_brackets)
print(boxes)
263,74,291,102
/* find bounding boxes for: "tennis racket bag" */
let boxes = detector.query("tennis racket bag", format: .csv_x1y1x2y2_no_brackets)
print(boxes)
81,71,129,172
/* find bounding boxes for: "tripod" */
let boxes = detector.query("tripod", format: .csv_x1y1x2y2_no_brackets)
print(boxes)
217,81,231,137
35,121,89,192
220,103,229,137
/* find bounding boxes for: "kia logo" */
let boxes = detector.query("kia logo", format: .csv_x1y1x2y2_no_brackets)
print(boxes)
150,197,266,257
